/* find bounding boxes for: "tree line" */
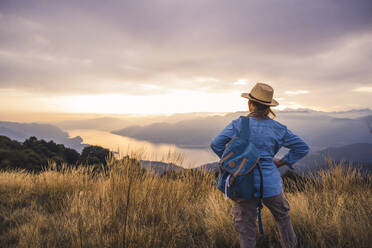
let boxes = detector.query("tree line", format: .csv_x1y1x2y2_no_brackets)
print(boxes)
0,135,112,171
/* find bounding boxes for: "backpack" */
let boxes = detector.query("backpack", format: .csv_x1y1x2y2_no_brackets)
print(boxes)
216,116,265,234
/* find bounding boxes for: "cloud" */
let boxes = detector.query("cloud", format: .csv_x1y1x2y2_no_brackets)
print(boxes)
194,77,220,83
0,0,371,110
233,79,248,85
285,90,310,95
353,87,372,93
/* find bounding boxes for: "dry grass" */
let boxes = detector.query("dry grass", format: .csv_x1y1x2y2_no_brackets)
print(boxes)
0,157,371,248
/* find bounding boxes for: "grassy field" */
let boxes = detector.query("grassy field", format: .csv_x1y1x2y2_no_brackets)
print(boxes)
0,156,371,248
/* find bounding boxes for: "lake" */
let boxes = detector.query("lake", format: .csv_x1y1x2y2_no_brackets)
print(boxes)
67,129,217,168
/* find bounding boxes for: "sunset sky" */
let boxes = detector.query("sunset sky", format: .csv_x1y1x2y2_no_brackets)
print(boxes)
1,0,372,115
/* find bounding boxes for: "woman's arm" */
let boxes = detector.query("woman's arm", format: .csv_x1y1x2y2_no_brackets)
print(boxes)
279,128,310,169
210,119,239,159
274,159,287,168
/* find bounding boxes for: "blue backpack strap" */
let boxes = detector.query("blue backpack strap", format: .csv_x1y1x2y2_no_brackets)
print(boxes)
240,116,264,234
258,204,264,235
239,116,250,140
257,164,264,235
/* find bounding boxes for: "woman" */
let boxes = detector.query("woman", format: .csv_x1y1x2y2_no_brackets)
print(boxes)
210,83,309,248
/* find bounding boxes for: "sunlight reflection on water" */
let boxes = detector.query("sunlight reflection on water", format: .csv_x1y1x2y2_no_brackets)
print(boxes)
67,129,217,168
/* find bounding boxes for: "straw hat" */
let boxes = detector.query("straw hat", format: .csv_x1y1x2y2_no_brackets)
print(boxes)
241,82,279,106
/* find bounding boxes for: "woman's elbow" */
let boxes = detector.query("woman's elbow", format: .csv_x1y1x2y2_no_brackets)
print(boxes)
293,143,310,159
210,139,223,158
210,140,219,154
301,143,310,156
210,141,216,152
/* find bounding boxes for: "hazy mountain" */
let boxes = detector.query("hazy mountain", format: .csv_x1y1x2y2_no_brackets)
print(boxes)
275,113,372,151
296,143,372,174
0,121,86,152
199,143,372,175
112,109,372,151
199,162,220,172
112,115,230,148
56,117,130,131
325,108,372,119
315,143,372,163
140,160,184,175
54,112,224,132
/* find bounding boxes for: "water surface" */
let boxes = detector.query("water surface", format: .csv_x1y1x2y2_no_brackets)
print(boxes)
68,129,217,168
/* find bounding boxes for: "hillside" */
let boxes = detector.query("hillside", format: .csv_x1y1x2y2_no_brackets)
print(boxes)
54,112,223,131
296,143,372,174
112,116,225,148
112,111,372,151
140,160,184,174
0,136,111,171
0,159,370,247
200,143,372,175
56,117,130,131
0,121,85,152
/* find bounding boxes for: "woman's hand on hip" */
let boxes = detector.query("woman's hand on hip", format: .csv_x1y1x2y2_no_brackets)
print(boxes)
274,159,287,168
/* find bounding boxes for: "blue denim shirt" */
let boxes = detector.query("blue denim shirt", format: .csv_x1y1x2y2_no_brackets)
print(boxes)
210,115,310,198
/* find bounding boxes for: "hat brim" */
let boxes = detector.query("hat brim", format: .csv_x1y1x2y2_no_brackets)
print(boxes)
241,93,279,107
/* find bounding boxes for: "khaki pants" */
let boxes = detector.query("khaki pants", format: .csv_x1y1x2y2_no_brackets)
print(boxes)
232,192,298,248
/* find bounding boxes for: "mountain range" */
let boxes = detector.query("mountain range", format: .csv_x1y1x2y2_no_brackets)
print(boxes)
0,121,86,152
112,109,372,151
1,108,371,168
140,160,184,174
54,112,221,131
56,117,130,131
295,143,372,174
199,143,372,175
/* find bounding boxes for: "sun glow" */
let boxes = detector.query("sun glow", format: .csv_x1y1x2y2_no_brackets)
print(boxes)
51,90,248,115
0,88,322,115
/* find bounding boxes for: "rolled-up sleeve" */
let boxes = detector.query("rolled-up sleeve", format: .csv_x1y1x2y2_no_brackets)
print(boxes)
210,120,238,158
281,128,310,169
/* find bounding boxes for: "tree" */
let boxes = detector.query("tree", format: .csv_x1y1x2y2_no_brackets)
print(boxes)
79,145,112,165
0,136,113,171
